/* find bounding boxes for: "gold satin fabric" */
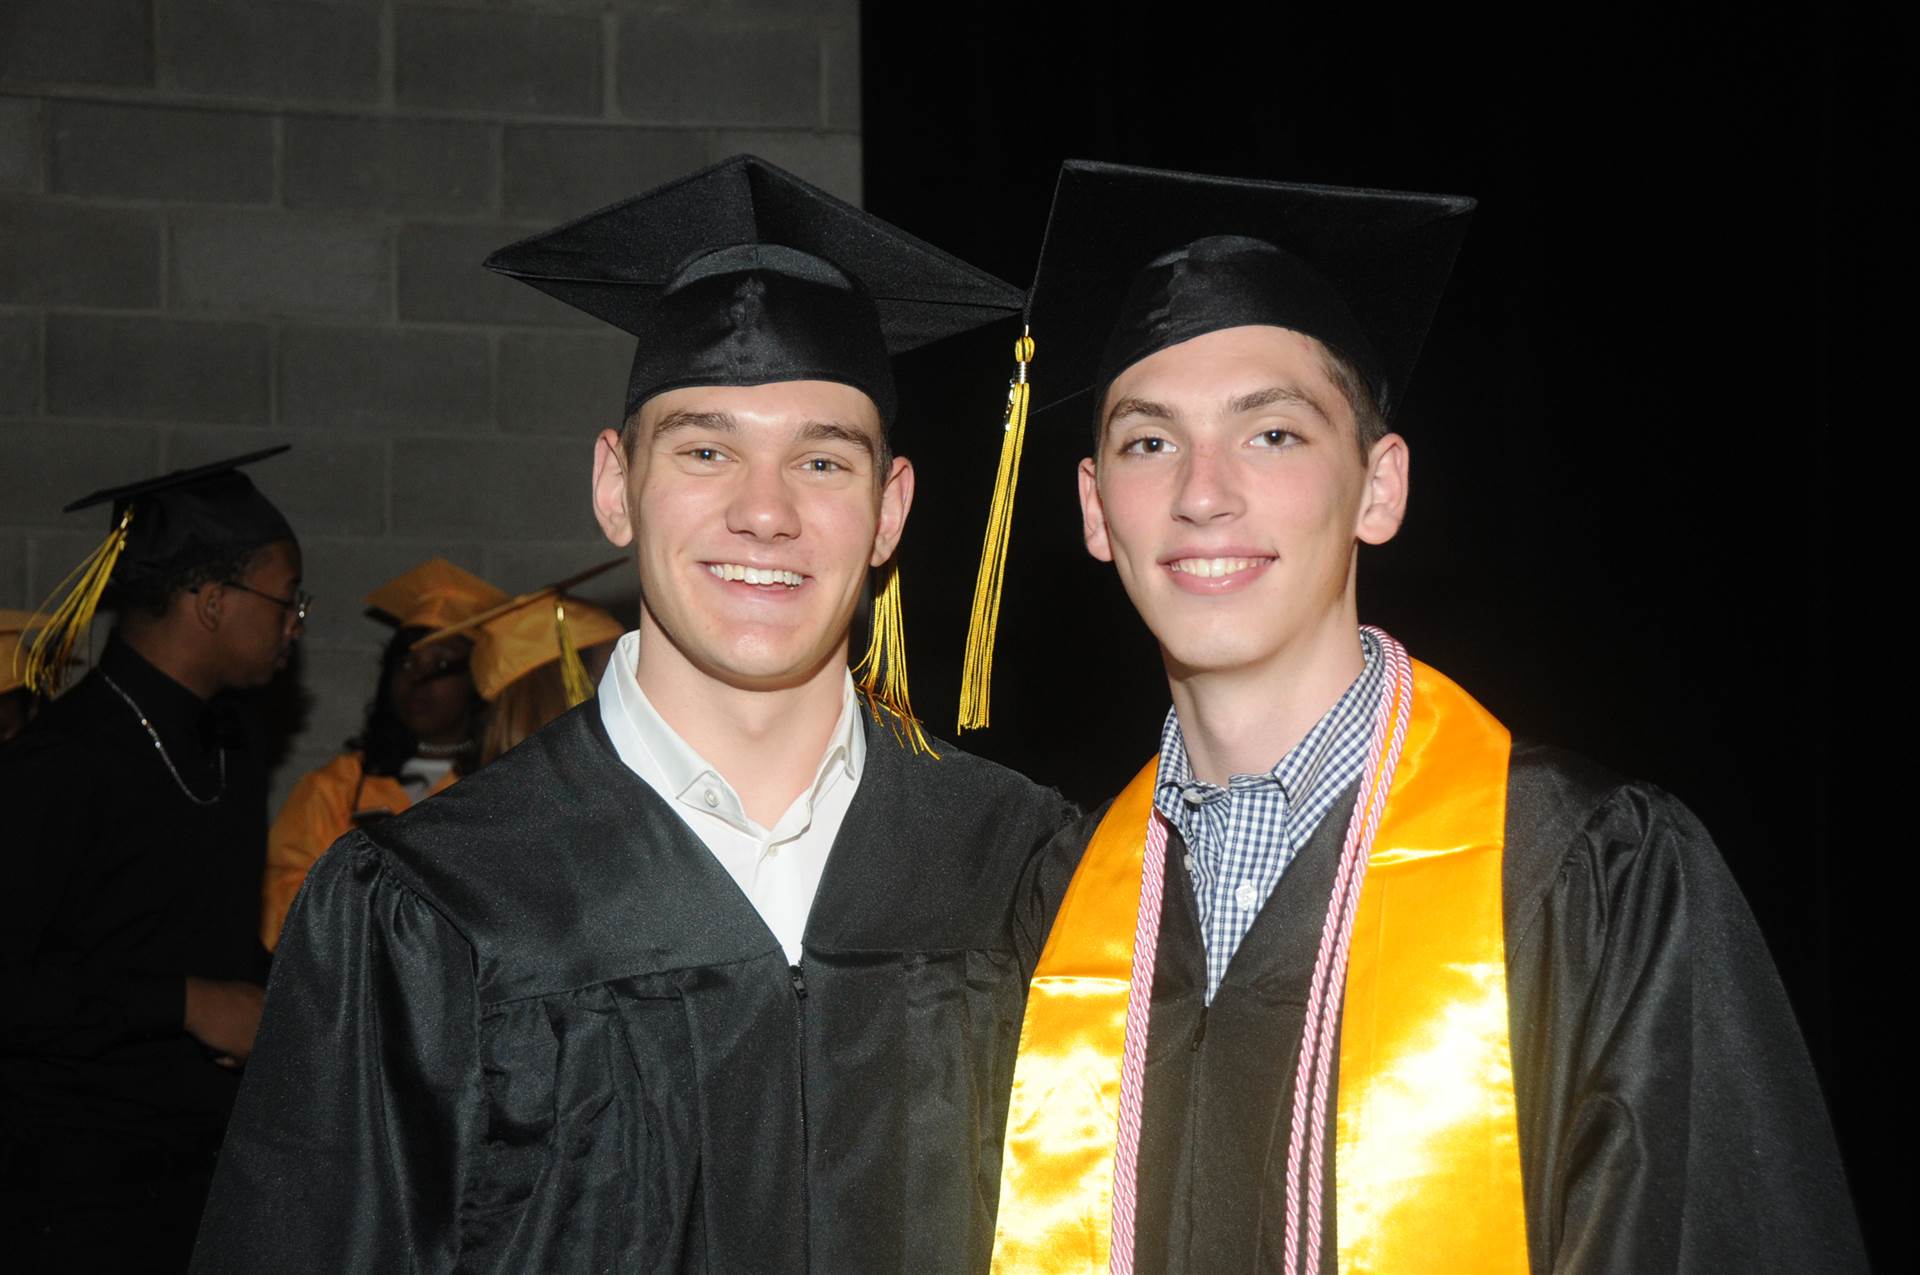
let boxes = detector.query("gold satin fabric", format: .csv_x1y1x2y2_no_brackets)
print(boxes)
990,663,1528,1274
991,759,1157,1274
1334,661,1526,1274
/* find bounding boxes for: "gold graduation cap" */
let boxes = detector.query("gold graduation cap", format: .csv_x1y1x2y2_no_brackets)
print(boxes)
364,558,509,632
414,559,625,704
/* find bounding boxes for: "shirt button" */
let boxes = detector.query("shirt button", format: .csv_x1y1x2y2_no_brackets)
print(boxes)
1183,853,1196,874
703,789,719,808
1182,788,1207,807
1234,880,1258,910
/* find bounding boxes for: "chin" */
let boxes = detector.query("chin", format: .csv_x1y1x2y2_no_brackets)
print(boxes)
1151,620,1291,679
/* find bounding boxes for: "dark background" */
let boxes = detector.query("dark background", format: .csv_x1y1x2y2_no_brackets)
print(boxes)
865,0,1892,1260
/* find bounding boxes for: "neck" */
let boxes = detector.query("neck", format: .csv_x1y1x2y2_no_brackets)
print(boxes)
1166,600,1363,786
117,619,218,701
631,616,849,827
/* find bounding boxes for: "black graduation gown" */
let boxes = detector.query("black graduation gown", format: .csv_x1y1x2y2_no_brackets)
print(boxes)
192,702,1075,1274
0,638,269,1266
1021,741,1866,1274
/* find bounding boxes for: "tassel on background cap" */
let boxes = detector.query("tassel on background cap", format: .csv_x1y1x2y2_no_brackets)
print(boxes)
855,560,936,757
555,601,595,708
957,330,1035,733
22,507,133,695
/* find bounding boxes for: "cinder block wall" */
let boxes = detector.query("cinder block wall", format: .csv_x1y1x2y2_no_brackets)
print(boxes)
1,0,861,807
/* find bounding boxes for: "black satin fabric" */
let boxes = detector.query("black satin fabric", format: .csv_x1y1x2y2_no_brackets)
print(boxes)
1096,235,1387,414
626,244,896,421
192,705,1073,1273
1016,741,1867,1274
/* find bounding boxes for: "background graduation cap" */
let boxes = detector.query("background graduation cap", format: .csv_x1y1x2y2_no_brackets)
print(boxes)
483,153,1025,427
22,446,296,695
364,558,508,634
958,160,1476,731
486,154,1027,752
414,557,626,705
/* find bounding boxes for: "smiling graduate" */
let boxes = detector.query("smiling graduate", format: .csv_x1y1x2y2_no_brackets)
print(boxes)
979,161,1865,1275
191,157,1076,1275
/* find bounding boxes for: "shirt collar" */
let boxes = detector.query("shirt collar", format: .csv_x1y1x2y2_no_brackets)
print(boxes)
599,630,864,833
1152,628,1382,825
98,633,222,756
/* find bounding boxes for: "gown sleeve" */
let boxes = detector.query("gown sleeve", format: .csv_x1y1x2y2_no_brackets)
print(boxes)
260,756,360,952
194,833,485,1274
1506,771,1867,1274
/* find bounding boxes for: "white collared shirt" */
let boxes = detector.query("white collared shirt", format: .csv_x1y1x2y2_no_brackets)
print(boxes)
596,630,865,963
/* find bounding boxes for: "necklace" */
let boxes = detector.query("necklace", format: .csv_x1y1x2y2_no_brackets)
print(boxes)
101,673,227,806
413,738,475,759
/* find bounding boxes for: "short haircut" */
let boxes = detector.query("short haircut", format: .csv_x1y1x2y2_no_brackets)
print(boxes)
104,540,276,621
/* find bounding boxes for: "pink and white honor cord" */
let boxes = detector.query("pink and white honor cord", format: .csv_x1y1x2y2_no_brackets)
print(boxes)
1105,628,1414,1275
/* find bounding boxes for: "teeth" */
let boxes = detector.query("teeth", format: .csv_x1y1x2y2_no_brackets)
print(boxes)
1170,557,1265,579
708,563,804,587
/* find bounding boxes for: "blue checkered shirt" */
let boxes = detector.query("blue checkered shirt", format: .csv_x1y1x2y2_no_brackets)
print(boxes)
1154,630,1385,1004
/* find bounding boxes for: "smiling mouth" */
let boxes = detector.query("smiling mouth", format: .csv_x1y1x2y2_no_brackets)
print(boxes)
1167,556,1274,578
707,562,806,588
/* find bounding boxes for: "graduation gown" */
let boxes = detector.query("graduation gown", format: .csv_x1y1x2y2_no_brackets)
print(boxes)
193,702,1075,1274
260,752,457,951
1020,741,1866,1274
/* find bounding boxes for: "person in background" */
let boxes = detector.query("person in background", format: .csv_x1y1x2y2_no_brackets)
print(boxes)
259,559,503,952
0,447,302,1273
410,563,625,767
0,610,52,744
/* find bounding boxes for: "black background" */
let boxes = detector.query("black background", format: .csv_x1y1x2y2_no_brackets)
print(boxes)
863,0,1893,1259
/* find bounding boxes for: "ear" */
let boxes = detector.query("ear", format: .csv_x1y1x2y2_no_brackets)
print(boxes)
1354,432,1409,546
190,580,225,634
871,456,916,566
590,428,635,547
1077,457,1115,563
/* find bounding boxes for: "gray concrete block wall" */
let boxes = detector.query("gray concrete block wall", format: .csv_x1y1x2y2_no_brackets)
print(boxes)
1,0,862,811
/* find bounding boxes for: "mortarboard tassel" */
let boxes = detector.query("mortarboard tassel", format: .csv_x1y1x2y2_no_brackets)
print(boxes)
554,600,595,708
21,507,133,696
957,331,1034,733
855,560,937,757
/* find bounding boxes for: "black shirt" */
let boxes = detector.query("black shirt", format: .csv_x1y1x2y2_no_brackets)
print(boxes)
0,637,269,1156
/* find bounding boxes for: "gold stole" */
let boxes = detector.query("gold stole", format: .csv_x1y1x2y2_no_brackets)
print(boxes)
990,662,1529,1274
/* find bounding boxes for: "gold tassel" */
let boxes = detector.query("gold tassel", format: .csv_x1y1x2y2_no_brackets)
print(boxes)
957,330,1034,733
555,600,594,708
21,507,133,695
854,561,937,758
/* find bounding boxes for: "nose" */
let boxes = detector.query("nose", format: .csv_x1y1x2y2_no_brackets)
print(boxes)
724,457,803,541
1170,443,1244,526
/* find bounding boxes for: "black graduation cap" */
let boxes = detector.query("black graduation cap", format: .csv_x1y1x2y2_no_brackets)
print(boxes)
20,446,295,694
484,154,1026,426
957,161,1475,732
1025,159,1476,420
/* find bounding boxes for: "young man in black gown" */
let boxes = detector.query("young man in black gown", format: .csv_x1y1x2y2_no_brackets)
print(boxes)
987,161,1864,1274
193,158,1076,1275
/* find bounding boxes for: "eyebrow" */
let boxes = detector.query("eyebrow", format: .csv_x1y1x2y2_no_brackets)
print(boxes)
797,420,877,457
1229,384,1332,425
1104,396,1175,430
651,410,736,439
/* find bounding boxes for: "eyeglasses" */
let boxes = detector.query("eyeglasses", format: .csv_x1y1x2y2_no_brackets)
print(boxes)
224,581,313,623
